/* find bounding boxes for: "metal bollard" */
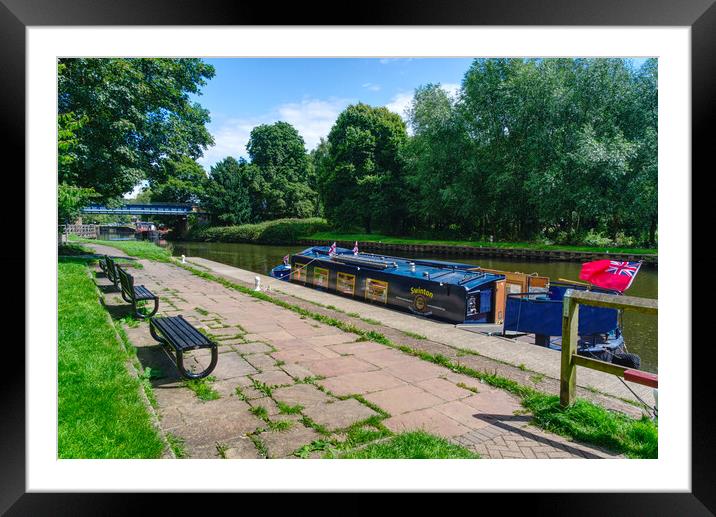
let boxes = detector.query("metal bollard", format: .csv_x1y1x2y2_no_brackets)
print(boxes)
254,276,261,291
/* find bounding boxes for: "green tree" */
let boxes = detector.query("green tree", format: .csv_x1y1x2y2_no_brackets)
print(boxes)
246,122,318,220
58,183,98,224
320,103,409,233
58,58,215,201
202,157,254,225
404,84,472,236
150,156,207,204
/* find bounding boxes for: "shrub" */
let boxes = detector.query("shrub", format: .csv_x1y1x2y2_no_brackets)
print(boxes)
185,218,330,244
582,229,613,248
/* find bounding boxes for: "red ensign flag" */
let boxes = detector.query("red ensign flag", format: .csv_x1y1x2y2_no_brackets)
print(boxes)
578,260,642,292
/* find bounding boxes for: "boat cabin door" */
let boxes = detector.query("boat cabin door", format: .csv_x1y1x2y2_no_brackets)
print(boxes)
494,279,506,324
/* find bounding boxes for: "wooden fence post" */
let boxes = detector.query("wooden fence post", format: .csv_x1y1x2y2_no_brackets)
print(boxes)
560,290,579,407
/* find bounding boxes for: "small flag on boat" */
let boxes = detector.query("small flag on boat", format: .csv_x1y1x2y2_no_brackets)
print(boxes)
353,241,359,255
283,254,289,265
328,242,337,255
578,260,642,292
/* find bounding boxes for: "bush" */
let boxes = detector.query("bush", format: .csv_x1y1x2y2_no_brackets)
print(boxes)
185,218,330,244
582,229,613,248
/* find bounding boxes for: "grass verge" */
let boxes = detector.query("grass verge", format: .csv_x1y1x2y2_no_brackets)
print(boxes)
73,237,172,262
522,394,658,459
58,258,164,458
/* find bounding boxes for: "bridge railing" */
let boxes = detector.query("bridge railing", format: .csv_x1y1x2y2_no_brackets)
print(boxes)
560,289,658,407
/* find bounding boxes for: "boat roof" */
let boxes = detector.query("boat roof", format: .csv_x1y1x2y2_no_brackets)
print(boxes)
295,246,504,290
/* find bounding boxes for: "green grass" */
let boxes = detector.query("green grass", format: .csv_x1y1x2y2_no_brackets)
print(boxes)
75,237,172,262
175,258,658,458
339,431,478,459
166,433,187,458
522,394,658,459
403,331,427,340
303,231,657,255
58,259,165,458
184,376,220,401
277,402,303,415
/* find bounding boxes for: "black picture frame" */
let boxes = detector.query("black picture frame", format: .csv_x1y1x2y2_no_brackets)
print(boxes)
2,0,709,513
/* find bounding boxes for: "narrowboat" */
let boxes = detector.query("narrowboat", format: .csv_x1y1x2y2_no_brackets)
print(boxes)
271,246,505,324
271,246,640,369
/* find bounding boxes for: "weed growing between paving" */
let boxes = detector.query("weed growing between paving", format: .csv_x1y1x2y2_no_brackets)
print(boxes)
166,433,187,458
184,376,220,401
339,431,479,459
176,260,658,458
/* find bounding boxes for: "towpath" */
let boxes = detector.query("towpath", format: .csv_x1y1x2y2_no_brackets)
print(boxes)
89,243,625,459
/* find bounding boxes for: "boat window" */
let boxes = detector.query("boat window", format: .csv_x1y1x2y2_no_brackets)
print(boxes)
336,272,356,295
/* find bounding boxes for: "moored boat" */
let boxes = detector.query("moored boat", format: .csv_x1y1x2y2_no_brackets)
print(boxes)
271,246,640,369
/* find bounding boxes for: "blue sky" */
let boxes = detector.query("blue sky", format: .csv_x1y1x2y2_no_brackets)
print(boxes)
192,58,475,169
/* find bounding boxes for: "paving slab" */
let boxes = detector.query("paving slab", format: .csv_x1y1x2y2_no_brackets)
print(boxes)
364,385,444,415
251,369,294,387
272,384,334,408
383,408,471,437
234,342,275,354
416,377,474,401
260,425,323,458
299,356,379,378
209,352,258,381
302,398,379,431
244,353,282,372
318,371,407,396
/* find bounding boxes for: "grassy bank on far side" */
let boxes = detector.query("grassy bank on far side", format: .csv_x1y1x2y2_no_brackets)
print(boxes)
58,258,164,458
71,236,173,262
303,231,657,255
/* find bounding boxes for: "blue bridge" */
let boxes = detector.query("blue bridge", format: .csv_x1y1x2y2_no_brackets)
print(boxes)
81,202,206,216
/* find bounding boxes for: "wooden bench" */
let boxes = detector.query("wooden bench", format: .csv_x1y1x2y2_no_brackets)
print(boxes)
116,265,160,319
149,315,218,379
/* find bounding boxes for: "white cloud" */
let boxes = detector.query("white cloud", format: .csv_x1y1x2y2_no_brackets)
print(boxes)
385,91,414,121
442,82,461,99
362,82,381,91
277,98,351,150
197,98,352,170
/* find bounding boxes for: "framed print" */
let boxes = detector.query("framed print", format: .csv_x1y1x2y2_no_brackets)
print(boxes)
3,0,711,512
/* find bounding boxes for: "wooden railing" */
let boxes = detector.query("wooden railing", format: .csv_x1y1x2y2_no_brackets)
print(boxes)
560,289,658,407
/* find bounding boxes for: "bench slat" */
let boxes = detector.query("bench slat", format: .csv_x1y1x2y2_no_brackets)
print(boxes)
153,316,212,352
134,285,156,300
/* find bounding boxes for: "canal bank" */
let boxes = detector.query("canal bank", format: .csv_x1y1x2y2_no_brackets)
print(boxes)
185,256,654,409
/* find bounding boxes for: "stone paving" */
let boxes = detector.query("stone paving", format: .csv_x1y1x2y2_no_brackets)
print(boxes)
89,243,622,459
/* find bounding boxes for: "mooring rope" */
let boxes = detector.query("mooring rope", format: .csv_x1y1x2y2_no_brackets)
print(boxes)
615,374,657,419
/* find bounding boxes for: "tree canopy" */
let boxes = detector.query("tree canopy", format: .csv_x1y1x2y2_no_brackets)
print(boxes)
400,58,658,245
201,157,254,226
317,103,409,233
58,58,215,201
245,122,319,220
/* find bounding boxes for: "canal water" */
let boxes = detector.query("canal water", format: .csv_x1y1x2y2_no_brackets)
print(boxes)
164,241,658,373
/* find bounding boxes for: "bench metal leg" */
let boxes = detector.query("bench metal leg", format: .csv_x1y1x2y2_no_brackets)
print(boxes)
149,322,168,344
176,346,218,380
134,297,159,319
